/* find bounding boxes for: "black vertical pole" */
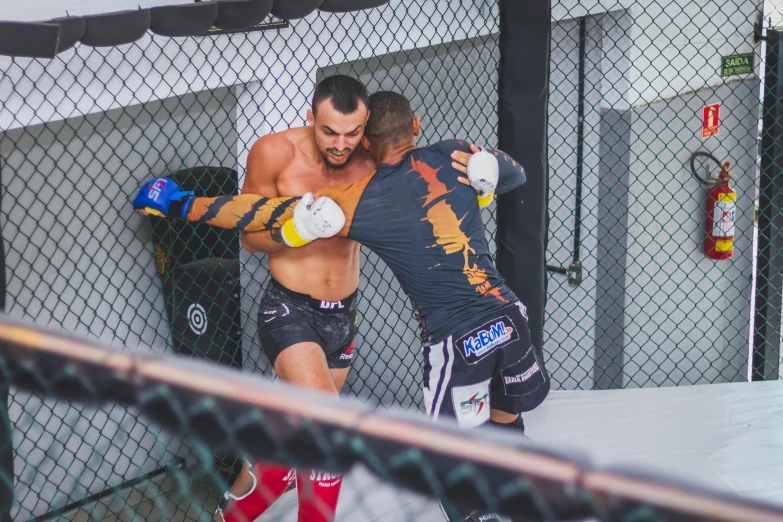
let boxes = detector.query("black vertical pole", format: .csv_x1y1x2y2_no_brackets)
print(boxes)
567,17,586,286
497,0,551,355
753,29,783,381
0,158,13,521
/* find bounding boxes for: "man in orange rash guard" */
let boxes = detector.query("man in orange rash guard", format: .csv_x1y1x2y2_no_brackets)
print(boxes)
134,91,549,522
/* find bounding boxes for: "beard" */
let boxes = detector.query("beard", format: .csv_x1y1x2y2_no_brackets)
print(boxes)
322,147,352,168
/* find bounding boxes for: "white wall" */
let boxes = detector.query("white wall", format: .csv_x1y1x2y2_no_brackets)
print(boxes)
553,0,763,106
623,79,759,386
0,0,192,22
546,11,635,389
547,4,760,389
0,0,498,132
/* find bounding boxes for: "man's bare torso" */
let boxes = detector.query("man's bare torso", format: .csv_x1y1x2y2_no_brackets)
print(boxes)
251,127,375,300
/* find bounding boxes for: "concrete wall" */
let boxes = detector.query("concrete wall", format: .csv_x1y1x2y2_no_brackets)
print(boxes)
0,87,237,518
546,12,632,390
623,79,759,386
546,5,760,389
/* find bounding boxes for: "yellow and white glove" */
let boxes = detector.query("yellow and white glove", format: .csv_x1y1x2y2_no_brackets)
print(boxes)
281,192,346,247
467,148,499,207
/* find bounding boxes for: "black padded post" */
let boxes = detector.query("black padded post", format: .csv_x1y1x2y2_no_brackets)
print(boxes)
0,21,60,58
51,17,86,54
496,0,551,355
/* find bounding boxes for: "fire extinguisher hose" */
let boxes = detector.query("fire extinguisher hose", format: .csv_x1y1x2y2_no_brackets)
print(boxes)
690,151,722,185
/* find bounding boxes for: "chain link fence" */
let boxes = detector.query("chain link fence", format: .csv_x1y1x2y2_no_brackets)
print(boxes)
0,0,781,519
545,0,781,391
4,317,783,522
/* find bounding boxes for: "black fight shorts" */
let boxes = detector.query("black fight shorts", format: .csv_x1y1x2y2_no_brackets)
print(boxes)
258,278,358,369
422,301,549,428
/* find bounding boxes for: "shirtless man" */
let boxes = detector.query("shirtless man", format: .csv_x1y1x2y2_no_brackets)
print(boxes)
209,76,476,522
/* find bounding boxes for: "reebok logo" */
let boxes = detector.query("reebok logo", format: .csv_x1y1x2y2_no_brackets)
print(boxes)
339,341,355,360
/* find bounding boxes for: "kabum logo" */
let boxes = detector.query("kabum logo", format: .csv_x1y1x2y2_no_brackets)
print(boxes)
460,391,488,416
463,321,514,358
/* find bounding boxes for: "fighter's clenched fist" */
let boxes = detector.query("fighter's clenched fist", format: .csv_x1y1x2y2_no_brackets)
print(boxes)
280,192,346,247
132,178,194,218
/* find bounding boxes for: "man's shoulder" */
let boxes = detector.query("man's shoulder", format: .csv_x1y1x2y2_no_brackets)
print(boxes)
424,139,470,153
412,139,470,159
246,128,310,179
250,128,301,156
344,147,376,179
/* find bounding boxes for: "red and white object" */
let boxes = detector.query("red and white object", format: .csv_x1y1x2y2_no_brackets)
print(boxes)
702,103,720,139
705,162,736,260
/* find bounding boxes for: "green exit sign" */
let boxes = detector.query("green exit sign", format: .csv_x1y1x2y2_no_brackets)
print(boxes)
721,53,754,76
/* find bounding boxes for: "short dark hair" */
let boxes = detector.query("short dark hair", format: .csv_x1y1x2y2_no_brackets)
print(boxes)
364,91,414,147
312,75,369,115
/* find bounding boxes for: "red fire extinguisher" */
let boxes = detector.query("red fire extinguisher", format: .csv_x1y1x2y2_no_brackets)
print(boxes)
704,162,736,260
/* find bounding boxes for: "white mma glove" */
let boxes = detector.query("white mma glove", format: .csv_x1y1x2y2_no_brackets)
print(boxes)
467,147,499,208
281,192,346,247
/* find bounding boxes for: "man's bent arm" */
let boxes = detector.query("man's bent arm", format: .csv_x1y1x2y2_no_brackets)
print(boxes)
240,135,290,252
243,228,288,252
434,140,526,193
187,194,299,232
183,174,371,236
485,147,526,193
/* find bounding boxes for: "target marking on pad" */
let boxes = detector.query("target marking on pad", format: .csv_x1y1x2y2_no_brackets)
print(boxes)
187,303,207,335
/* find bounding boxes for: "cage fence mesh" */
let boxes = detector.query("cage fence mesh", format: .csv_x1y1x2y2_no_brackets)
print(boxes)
0,0,780,519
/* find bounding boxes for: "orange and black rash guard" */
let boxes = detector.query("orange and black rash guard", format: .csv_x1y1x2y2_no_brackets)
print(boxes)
187,139,526,342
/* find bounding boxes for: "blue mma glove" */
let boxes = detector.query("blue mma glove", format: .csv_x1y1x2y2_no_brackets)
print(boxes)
132,178,195,219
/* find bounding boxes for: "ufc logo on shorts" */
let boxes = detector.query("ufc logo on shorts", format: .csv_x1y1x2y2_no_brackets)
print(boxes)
148,180,165,201
320,300,344,310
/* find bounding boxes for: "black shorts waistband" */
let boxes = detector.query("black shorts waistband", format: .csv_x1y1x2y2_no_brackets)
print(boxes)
269,278,358,313
428,301,527,344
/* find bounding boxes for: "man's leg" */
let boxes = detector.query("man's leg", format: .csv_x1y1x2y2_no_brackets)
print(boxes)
489,409,525,439
287,343,354,522
217,281,358,522
216,343,345,522
422,336,499,521
328,367,350,394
